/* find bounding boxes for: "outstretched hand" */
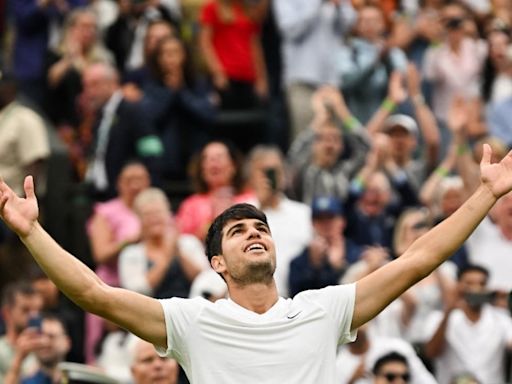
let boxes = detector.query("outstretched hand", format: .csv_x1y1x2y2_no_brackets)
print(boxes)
480,144,512,199
0,176,39,237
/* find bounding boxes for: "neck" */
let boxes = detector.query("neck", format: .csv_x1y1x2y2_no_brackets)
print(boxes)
463,305,482,322
146,234,165,248
228,280,279,314
448,38,462,52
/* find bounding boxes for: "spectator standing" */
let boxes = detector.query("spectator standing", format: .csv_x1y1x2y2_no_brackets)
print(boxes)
424,265,512,384
273,0,357,141
199,0,268,110
422,2,487,123
175,140,255,242
12,0,86,107
81,62,163,200
338,3,408,124
142,36,216,182
45,8,112,129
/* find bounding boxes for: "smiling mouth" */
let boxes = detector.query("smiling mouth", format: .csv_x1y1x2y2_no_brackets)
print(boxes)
244,243,266,252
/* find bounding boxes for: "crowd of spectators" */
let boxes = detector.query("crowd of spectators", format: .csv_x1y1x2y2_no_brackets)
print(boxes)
1,0,512,383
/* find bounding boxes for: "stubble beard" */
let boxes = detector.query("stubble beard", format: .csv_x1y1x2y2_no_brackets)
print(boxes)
231,259,275,287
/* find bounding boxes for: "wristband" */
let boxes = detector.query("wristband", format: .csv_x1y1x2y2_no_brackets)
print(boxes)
435,167,449,177
382,98,396,113
343,116,359,132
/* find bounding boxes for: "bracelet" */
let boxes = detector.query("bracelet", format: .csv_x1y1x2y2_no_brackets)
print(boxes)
381,98,396,113
351,176,365,191
435,167,449,177
343,116,359,132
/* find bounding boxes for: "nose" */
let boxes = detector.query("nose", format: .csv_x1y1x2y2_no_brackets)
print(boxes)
247,226,261,239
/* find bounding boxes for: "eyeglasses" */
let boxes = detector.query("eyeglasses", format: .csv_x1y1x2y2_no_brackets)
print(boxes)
379,372,411,382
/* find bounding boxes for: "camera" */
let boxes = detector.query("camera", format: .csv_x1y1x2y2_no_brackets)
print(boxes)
463,291,496,307
28,315,42,332
264,168,278,192
445,17,464,30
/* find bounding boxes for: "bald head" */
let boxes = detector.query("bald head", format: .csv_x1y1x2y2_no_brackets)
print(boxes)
82,62,120,109
131,338,179,384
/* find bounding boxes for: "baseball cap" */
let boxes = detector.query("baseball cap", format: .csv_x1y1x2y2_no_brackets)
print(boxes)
383,114,418,136
311,196,344,217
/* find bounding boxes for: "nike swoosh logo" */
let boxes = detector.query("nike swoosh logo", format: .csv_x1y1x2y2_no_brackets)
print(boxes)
286,311,302,319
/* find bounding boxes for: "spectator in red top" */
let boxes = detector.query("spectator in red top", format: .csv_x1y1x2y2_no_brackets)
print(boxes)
199,0,268,110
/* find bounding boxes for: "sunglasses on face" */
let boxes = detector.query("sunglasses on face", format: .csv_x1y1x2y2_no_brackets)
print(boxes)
380,372,411,382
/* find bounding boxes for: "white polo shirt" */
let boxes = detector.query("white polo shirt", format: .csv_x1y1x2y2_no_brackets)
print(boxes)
158,284,356,383
424,306,512,384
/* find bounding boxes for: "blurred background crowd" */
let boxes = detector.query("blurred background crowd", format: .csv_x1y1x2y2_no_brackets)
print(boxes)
1,0,512,383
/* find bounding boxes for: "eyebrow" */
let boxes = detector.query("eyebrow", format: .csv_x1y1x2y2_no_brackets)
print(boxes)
226,223,245,237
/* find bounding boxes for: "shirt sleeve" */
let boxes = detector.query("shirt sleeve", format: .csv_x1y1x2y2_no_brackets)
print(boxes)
302,284,357,344
18,108,50,165
200,1,217,26
156,297,206,359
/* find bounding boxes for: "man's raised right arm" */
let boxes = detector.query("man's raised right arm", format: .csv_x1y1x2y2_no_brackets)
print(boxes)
0,176,167,349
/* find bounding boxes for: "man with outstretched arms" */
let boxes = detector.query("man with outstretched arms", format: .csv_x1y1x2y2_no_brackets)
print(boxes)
0,144,510,383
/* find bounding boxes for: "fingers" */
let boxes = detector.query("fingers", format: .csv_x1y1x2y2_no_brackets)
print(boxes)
24,176,35,200
480,143,492,166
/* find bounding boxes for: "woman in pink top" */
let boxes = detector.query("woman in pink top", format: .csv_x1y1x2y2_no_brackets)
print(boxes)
85,161,150,363
176,140,255,242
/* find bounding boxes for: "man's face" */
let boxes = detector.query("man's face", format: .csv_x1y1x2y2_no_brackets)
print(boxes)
374,361,411,384
132,341,179,384
312,215,344,241
145,23,173,57
82,66,115,110
359,174,391,216
312,125,343,168
214,218,276,286
386,127,416,161
458,270,487,295
36,319,70,367
357,6,385,41
250,153,285,193
6,293,42,334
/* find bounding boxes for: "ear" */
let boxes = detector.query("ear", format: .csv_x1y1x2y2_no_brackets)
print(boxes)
211,255,226,274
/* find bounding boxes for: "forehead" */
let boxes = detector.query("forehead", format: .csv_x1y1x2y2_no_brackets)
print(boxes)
120,164,149,179
203,142,229,158
460,270,487,283
223,218,269,233
134,341,157,361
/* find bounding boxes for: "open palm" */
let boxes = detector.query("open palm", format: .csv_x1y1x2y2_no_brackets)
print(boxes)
480,144,512,199
0,176,39,237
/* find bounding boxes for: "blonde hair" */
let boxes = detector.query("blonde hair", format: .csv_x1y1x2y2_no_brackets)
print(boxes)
393,208,431,257
133,188,171,215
